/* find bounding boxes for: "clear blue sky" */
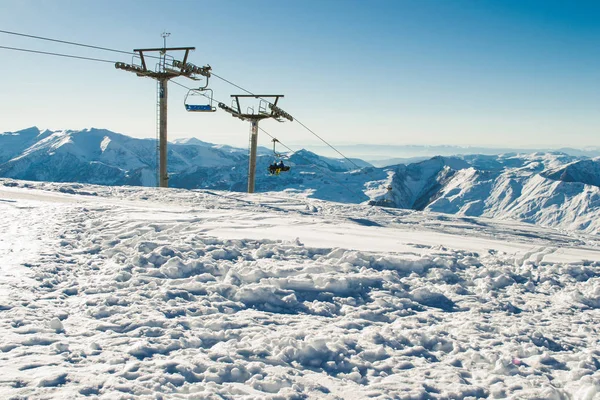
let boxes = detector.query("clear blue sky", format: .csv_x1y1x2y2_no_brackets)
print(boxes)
0,0,598,149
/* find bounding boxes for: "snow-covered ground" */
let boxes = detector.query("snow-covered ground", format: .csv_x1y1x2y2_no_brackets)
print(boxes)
1,179,600,399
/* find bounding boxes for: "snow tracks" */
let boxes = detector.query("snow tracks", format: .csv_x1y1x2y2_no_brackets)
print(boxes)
1,182,600,399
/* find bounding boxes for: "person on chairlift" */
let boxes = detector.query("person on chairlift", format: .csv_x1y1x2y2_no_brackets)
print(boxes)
269,163,278,175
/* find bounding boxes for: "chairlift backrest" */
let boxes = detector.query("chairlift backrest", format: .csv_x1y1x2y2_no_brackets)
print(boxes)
184,88,216,112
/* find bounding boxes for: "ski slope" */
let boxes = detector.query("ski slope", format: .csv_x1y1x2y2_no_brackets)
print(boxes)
1,179,600,399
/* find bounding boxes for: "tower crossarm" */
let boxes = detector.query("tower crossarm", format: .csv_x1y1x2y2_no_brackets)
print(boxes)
218,102,243,120
269,104,293,122
115,62,185,79
115,46,200,81
172,60,212,78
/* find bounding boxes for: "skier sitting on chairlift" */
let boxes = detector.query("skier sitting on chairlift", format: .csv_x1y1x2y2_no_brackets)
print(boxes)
268,139,291,175
268,160,290,175
279,161,290,172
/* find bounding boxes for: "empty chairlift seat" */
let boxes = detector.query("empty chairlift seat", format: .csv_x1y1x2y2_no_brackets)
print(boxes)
185,104,214,112
184,88,217,112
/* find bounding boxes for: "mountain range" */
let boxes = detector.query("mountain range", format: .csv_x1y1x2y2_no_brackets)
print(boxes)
1,127,599,233
305,143,600,166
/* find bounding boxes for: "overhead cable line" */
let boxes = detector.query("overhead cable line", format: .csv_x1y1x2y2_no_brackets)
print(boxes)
292,116,361,169
172,79,224,103
1,30,363,182
172,78,361,198
258,126,361,198
210,73,362,170
0,45,118,63
211,72,256,96
1,30,362,170
0,29,134,55
0,30,356,174
0,29,162,60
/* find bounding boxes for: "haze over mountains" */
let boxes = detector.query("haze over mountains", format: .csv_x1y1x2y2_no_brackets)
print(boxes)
1,127,599,233
307,144,600,167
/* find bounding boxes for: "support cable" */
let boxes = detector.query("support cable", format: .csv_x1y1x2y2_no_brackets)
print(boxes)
210,73,362,169
0,29,161,59
0,45,118,63
0,29,134,55
292,116,361,169
258,126,361,198
0,30,364,191
171,79,224,103
0,30,354,172
172,78,361,198
210,72,255,96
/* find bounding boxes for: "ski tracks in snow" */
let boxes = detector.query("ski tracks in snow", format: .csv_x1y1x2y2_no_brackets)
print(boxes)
514,246,558,268
1,182,600,399
0,195,88,393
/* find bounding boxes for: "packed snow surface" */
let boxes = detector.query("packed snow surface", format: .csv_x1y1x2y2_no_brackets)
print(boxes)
1,179,600,399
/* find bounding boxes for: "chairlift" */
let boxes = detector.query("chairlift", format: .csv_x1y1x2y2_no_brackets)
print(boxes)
268,138,291,175
184,88,217,112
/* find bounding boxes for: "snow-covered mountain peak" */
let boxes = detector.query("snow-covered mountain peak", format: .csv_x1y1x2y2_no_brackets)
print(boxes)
172,137,212,146
1,126,40,137
289,149,371,172
542,158,600,188
423,155,471,170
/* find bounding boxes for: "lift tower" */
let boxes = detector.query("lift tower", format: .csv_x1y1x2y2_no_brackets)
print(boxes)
115,34,211,188
218,96,293,193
